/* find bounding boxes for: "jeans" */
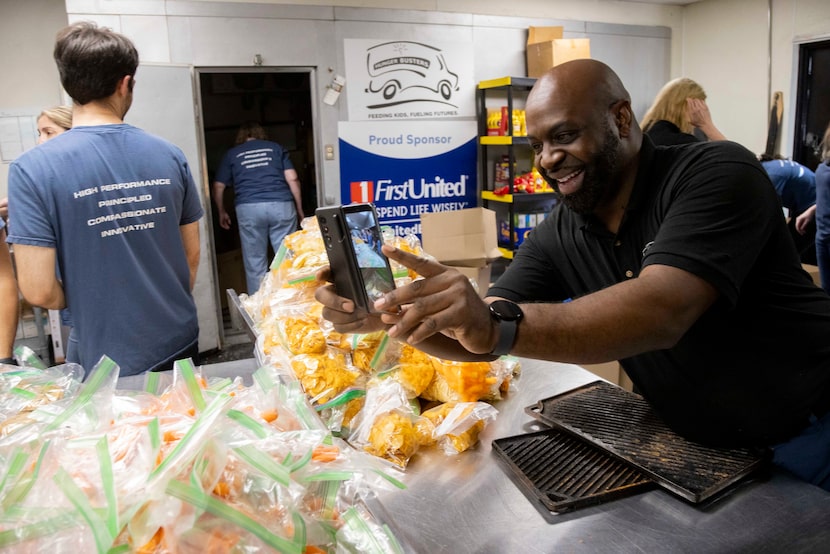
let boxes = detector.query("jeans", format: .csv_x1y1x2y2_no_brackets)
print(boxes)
236,201,297,293
816,235,830,295
66,326,79,364
772,410,830,490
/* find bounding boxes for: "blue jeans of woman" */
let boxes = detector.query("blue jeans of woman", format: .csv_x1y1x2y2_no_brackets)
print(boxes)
816,235,830,295
235,201,297,293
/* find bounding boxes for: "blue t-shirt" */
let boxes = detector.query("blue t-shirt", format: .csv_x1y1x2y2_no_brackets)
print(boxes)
761,159,816,216
214,139,294,205
7,124,203,376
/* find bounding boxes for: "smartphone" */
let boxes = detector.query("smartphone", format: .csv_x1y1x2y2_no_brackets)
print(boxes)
316,203,396,313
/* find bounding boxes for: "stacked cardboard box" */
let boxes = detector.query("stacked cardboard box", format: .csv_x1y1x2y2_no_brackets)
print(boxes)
420,208,502,296
526,26,591,78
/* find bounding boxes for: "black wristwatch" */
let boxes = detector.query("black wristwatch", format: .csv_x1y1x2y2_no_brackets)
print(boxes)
488,300,524,356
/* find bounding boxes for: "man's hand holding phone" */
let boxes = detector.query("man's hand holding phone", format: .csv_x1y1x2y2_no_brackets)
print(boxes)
315,243,495,357
315,203,398,332
314,264,389,335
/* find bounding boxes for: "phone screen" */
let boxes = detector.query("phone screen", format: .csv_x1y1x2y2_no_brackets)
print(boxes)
342,205,396,304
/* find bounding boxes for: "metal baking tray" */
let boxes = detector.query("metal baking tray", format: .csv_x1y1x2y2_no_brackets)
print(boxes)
492,428,654,517
525,381,770,503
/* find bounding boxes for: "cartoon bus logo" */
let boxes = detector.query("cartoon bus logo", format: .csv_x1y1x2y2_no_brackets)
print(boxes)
364,41,459,106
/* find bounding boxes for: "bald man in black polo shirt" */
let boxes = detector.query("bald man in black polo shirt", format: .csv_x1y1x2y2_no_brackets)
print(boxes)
316,59,830,490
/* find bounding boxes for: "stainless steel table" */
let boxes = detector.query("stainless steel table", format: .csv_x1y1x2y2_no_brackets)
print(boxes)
120,357,830,553
378,359,830,554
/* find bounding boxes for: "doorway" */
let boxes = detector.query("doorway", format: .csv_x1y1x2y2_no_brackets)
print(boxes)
197,68,319,332
792,39,830,170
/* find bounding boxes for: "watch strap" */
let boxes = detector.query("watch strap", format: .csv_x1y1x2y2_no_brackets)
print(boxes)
491,318,518,356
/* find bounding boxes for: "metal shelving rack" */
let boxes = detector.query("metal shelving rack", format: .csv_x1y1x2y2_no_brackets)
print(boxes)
477,76,557,258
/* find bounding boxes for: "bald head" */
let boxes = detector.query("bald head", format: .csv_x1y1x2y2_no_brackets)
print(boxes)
530,59,631,115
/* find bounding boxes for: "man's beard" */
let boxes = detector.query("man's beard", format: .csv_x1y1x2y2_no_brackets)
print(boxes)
544,125,620,215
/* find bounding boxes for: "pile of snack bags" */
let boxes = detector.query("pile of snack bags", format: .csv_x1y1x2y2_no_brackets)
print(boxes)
0,216,520,553
243,217,520,470
0,352,408,553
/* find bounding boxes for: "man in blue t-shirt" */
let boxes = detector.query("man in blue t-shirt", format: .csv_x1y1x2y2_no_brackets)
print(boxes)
7,22,203,377
213,122,304,294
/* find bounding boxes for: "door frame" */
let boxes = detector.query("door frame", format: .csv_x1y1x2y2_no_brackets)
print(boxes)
192,66,322,347
792,38,830,169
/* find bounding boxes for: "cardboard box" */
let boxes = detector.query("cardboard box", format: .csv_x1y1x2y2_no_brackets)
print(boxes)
581,361,633,392
528,26,563,45
802,263,821,286
448,264,492,297
420,207,502,266
527,26,591,78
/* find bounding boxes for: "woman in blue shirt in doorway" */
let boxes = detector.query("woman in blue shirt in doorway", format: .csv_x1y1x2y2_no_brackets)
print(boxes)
213,122,304,294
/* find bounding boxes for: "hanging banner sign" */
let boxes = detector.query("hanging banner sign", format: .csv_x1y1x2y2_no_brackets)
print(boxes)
339,120,478,237
344,39,475,121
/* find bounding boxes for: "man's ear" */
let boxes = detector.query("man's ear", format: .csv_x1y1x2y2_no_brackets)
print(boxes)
614,101,633,137
116,75,132,95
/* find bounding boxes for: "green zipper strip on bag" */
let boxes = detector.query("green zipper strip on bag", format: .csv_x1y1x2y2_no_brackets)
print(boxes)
0,447,30,505
144,370,161,394
0,511,81,549
166,479,301,554
96,436,119,538
313,387,366,412
226,409,269,439
175,358,206,412
270,242,288,270
54,467,113,553
45,356,118,432
149,394,231,480
2,440,50,510
232,444,291,486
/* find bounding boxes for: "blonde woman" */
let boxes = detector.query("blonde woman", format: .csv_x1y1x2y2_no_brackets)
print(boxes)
641,78,726,146
37,105,73,144
0,106,72,221
0,105,72,364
